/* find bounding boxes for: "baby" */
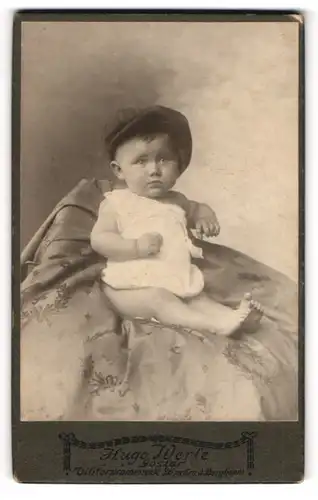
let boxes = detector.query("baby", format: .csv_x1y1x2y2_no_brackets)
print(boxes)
91,106,263,337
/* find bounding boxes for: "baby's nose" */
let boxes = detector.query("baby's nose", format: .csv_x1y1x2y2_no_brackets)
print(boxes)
148,161,162,176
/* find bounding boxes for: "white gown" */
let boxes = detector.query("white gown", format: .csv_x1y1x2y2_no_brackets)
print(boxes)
100,189,204,298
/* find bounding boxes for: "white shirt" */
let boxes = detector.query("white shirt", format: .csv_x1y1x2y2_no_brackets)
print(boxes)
100,189,204,298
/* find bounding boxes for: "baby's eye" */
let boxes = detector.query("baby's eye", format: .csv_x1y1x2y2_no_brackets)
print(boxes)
158,153,176,164
135,157,147,165
158,156,169,164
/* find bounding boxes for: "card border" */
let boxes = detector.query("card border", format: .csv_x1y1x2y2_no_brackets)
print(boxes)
12,9,305,484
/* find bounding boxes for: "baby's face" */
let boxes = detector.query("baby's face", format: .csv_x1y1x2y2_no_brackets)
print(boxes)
112,134,180,198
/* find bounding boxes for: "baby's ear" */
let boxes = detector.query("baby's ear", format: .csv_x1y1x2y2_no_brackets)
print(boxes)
110,161,124,180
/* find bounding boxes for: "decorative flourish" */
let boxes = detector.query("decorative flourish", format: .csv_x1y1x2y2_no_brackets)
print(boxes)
224,340,275,384
89,372,119,395
58,432,257,476
54,283,73,310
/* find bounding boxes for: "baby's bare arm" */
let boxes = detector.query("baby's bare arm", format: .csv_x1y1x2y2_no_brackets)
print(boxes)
91,202,163,260
171,192,220,237
90,204,138,260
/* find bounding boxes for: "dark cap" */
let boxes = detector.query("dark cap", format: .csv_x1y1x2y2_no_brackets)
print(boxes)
104,105,192,173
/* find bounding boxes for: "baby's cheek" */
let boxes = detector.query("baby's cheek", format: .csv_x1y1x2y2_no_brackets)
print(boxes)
131,173,147,187
165,171,178,186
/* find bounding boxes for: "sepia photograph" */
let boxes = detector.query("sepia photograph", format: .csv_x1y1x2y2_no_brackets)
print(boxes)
18,15,301,426
10,9,306,484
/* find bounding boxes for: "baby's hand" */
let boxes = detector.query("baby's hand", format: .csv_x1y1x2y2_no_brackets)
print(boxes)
195,209,220,239
137,232,163,257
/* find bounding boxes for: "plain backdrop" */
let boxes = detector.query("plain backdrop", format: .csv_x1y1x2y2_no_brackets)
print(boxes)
20,20,299,279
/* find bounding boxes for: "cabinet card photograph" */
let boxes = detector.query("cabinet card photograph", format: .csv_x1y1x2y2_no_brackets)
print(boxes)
13,11,304,483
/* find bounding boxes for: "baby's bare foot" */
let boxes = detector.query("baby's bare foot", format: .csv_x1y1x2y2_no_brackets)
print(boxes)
240,294,264,333
214,293,263,337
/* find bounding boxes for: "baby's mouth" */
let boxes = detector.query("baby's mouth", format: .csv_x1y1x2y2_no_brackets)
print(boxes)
147,180,163,187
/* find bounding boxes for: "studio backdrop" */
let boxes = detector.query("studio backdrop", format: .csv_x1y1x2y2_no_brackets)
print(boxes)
20,21,299,279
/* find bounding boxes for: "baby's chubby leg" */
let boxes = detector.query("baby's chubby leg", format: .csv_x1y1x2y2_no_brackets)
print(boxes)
103,284,219,334
103,285,262,337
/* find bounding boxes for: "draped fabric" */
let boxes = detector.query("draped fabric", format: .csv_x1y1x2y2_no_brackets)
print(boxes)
20,179,298,421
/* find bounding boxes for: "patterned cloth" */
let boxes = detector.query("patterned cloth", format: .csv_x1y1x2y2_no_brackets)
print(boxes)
20,179,298,421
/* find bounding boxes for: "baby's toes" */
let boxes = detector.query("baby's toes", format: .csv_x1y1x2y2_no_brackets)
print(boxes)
250,299,260,310
254,302,263,313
